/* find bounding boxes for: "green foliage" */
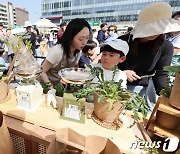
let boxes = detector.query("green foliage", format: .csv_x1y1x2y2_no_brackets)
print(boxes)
0,63,7,81
41,82,52,94
160,76,174,97
0,64,5,73
164,65,180,72
160,57,179,97
54,84,64,97
41,82,64,97
163,57,180,72
4,36,32,52
73,65,149,127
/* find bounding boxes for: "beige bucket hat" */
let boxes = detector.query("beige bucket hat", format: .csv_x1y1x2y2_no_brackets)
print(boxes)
132,2,180,40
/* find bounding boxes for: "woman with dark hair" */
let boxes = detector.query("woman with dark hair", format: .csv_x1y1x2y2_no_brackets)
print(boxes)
118,2,180,111
41,18,92,85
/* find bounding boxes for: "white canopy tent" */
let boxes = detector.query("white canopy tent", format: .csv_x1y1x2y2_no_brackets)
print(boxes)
11,27,26,35
33,18,58,33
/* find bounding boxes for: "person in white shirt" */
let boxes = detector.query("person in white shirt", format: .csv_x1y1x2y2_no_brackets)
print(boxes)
91,39,129,89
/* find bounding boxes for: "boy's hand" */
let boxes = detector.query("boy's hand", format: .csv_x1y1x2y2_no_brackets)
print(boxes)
124,70,141,82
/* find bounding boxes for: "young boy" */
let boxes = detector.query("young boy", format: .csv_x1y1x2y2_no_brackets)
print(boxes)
92,39,129,89
79,40,97,68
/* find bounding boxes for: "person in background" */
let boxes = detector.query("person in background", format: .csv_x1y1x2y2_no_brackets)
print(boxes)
41,18,92,85
92,39,129,89
49,30,54,47
0,40,8,75
0,23,5,38
168,11,180,66
118,2,180,111
23,21,36,56
91,29,102,63
79,40,97,68
34,27,42,49
0,23,8,61
57,22,67,39
4,29,16,63
125,26,133,35
105,25,119,43
97,23,107,44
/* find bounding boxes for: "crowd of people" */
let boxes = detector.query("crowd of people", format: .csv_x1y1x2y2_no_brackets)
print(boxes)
0,2,180,112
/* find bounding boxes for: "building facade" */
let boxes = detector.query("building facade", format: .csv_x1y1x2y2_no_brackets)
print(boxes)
0,2,16,28
15,6,29,26
41,0,180,26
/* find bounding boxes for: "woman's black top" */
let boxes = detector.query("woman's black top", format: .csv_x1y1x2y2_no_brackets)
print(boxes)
118,34,173,95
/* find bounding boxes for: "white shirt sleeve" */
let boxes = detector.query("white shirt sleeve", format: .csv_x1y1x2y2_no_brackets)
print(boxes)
46,44,63,67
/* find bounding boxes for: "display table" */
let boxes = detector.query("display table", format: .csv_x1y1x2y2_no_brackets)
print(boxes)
0,88,148,153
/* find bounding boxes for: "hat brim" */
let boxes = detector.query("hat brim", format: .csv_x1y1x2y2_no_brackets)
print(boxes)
24,25,32,28
132,19,180,40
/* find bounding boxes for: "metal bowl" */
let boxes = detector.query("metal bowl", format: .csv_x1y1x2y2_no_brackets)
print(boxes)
13,67,42,79
58,68,94,84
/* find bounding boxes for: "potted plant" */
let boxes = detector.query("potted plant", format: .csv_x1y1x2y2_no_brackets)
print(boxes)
156,58,180,130
73,65,149,129
163,58,180,109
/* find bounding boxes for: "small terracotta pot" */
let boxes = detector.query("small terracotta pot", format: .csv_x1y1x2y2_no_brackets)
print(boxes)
93,93,124,123
169,72,180,109
0,81,9,102
156,110,180,130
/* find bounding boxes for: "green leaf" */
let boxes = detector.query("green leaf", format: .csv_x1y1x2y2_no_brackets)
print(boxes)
164,66,180,72
98,95,105,103
0,64,5,67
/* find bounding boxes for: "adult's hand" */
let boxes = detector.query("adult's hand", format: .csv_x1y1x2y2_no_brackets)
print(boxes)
124,70,141,82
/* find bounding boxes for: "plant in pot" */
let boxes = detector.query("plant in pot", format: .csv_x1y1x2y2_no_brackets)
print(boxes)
156,58,180,130
162,58,180,109
73,65,149,130
0,37,35,102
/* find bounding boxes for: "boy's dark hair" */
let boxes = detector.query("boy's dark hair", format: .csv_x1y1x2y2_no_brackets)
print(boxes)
100,45,125,57
100,23,107,28
82,40,97,53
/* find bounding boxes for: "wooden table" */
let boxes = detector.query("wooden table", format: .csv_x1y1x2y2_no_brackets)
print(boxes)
0,88,148,153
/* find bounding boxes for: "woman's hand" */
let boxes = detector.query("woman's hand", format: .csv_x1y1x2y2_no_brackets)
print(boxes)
124,70,141,82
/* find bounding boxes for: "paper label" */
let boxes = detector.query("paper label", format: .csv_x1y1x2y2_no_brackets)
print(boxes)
64,103,81,120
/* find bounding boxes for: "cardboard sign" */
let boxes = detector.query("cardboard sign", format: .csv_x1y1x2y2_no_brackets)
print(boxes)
60,93,85,123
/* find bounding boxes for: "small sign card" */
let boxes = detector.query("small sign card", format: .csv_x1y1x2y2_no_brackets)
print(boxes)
60,93,85,123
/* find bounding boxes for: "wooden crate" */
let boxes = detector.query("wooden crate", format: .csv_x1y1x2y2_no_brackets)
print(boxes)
4,115,56,154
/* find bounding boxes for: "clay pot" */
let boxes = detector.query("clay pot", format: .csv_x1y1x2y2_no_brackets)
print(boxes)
93,93,124,123
0,81,9,102
156,110,180,130
169,72,180,109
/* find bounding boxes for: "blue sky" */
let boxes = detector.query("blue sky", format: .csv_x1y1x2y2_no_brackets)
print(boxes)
2,0,41,23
